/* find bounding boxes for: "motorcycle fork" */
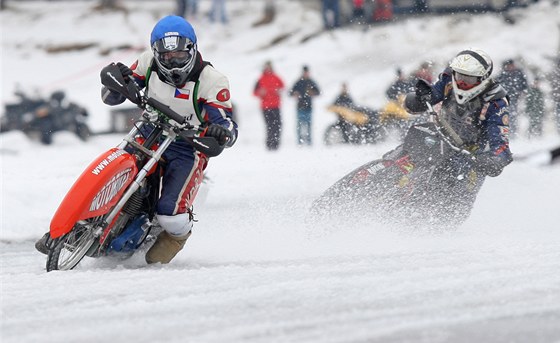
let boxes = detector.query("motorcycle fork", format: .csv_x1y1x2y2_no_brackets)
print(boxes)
94,125,177,243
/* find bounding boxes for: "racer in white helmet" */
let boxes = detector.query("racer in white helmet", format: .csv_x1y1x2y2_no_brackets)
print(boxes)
449,48,494,104
404,48,512,178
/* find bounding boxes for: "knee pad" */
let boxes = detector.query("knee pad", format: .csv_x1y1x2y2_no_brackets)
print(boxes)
156,213,193,237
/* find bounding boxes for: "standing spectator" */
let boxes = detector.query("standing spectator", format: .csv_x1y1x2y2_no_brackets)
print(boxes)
525,77,545,138
373,0,393,22
176,0,188,17
289,65,321,146
322,0,340,30
386,68,414,101
254,61,285,150
210,0,228,24
414,0,428,13
496,59,528,137
552,146,560,164
549,57,560,134
351,0,366,25
334,82,354,107
176,0,198,19
191,0,199,17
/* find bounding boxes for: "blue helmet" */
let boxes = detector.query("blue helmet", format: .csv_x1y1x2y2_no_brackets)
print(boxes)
150,16,198,87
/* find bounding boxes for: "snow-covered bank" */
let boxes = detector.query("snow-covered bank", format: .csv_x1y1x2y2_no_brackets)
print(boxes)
1,1,560,342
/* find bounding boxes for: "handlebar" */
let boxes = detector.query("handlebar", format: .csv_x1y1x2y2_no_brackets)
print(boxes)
100,62,225,157
141,93,228,157
142,99,225,157
145,97,188,127
424,102,474,158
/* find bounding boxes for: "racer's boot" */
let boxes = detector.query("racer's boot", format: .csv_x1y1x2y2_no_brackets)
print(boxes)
145,230,191,264
34,232,51,255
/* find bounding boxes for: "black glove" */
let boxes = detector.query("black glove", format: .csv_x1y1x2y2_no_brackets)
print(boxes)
473,153,504,177
205,124,232,146
415,79,432,103
116,62,133,82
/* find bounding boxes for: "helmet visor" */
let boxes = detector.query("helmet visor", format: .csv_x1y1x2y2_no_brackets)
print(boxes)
158,50,192,69
454,72,481,90
153,36,195,69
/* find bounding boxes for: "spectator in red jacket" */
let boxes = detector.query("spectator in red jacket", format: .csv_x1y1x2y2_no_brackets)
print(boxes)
254,61,285,150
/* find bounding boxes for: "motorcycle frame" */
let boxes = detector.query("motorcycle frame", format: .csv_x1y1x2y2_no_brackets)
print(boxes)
96,122,177,240
49,120,177,241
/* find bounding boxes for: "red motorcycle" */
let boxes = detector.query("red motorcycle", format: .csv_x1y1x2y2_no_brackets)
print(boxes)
43,64,224,272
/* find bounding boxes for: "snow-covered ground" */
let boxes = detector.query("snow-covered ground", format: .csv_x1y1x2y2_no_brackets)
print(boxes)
1,1,560,342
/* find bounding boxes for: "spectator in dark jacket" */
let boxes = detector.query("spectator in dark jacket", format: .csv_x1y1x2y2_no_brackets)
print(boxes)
386,68,414,101
496,59,528,137
176,0,198,19
525,77,545,138
549,57,560,134
334,82,354,107
322,0,340,29
351,0,366,25
254,61,285,150
289,65,321,146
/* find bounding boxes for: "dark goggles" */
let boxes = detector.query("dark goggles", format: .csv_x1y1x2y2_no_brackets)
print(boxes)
454,72,481,90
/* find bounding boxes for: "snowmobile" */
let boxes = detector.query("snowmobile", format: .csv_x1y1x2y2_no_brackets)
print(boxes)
323,96,419,145
1,90,91,144
323,103,381,145
311,102,484,230
40,63,226,272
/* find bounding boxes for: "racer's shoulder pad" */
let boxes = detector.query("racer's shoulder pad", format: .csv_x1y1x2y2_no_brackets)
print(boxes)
482,81,508,102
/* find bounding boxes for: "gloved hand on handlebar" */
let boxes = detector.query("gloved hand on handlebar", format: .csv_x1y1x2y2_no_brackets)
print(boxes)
116,62,133,82
473,153,505,177
415,79,433,103
205,124,232,146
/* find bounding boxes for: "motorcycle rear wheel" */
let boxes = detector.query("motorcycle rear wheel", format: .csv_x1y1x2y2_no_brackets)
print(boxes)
324,124,347,145
46,225,96,272
310,159,392,216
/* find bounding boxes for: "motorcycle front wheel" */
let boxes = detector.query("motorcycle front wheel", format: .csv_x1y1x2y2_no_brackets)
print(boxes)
46,225,97,272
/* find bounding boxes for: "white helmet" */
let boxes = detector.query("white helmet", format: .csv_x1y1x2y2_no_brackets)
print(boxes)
449,48,493,104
